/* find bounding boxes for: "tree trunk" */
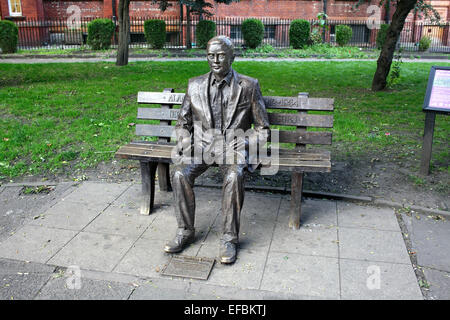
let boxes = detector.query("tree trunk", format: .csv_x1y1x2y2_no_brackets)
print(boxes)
186,6,192,49
371,0,417,91
116,0,130,66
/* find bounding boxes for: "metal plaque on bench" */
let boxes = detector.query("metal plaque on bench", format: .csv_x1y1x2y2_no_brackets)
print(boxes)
161,255,215,280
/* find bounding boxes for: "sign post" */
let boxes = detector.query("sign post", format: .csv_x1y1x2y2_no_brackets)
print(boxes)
420,66,450,175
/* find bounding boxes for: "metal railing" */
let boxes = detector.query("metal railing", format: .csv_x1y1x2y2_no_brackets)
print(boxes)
9,16,450,53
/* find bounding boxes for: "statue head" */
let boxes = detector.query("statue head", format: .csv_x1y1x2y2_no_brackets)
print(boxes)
206,35,235,81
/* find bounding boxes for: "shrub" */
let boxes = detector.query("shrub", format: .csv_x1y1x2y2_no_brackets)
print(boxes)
335,25,352,46
376,24,389,50
289,19,310,49
196,20,216,49
87,18,115,50
0,20,19,53
144,19,166,49
242,18,264,49
418,36,431,52
309,29,323,45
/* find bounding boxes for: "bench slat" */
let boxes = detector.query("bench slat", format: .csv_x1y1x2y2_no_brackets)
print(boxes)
138,108,333,128
264,96,334,111
135,124,175,138
138,92,185,105
268,113,333,127
138,107,179,121
278,130,332,145
261,161,331,172
137,92,334,111
120,142,331,158
116,142,330,163
135,124,331,145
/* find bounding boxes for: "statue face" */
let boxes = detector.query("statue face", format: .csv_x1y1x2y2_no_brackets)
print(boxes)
207,41,234,80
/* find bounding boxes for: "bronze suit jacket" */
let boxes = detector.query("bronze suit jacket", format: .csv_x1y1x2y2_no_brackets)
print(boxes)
175,69,270,170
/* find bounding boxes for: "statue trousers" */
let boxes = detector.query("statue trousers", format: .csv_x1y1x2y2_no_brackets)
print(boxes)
171,162,245,244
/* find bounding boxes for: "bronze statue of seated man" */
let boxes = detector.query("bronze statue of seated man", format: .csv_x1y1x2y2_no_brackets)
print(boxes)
164,35,270,264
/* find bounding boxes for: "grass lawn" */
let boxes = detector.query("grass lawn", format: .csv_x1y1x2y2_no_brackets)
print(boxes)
0,60,449,184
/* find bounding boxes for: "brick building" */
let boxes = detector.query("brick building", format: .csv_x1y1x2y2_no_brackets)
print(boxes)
1,0,449,22
1,1,449,49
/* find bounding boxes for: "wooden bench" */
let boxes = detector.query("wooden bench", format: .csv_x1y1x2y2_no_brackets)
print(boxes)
115,88,334,229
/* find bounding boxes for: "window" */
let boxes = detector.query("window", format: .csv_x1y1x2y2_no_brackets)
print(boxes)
230,25,242,40
264,25,276,39
8,0,22,16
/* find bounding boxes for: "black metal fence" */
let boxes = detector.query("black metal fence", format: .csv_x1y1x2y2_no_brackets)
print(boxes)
11,16,450,53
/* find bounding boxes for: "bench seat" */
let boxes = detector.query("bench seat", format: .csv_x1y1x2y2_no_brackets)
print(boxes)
116,141,331,172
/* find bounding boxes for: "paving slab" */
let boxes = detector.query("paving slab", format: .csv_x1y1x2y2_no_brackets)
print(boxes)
83,205,156,237
337,202,400,231
62,182,131,206
340,259,423,300
35,275,135,300
241,192,282,221
0,225,77,263
338,227,411,264
129,278,191,300
260,251,340,299
28,200,106,231
0,258,55,300
278,198,338,227
401,214,450,272
422,267,450,300
47,232,136,272
271,222,338,258
0,182,76,242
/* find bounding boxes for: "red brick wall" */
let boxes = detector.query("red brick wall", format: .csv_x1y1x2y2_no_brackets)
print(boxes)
129,1,178,17
0,0,448,21
211,0,386,20
43,0,104,19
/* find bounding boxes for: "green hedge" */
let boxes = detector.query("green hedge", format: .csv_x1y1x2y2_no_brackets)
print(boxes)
419,36,432,51
87,18,115,50
144,19,166,49
336,25,352,46
376,24,389,50
196,20,216,49
242,18,264,49
0,20,19,54
290,19,310,49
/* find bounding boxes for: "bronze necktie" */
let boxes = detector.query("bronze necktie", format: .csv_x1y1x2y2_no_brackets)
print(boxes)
212,80,226,132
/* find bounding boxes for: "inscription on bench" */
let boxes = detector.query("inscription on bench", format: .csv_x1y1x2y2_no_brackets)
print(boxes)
264,96,298,109
138,92,186,105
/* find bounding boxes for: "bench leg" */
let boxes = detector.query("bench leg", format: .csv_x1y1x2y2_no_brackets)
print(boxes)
157,162,172,192
288,172,304,230
140,161,157,215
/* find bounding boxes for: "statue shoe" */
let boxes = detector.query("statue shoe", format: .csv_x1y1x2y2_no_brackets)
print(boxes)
164,232,195,253
219,241,237,264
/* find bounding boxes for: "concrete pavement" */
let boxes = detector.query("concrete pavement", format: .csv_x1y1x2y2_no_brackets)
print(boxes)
0,180,432,300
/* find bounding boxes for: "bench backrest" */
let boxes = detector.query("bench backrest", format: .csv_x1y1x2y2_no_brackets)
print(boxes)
136,88,334,150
